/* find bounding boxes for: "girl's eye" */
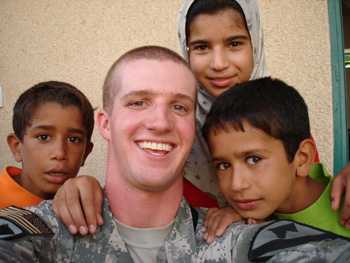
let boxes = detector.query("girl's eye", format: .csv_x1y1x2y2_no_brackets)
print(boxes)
229,41,241,48
68,136,81,144
246,156,261,165
193,45,209,51
216,162,230,171
37,134,50,141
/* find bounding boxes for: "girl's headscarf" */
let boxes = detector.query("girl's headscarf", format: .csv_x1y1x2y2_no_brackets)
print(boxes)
177,0,268,205
177,0,268,125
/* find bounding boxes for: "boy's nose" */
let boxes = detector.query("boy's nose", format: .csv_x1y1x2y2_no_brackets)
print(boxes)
231,168,250,192
210,49,229,72
144,103,174,132
51,140,68,161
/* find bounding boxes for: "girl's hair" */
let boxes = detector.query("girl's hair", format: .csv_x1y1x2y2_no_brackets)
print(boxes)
185,0,247,45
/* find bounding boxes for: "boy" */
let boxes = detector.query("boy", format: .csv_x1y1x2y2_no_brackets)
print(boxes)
202,77,348,237
0,81,94,208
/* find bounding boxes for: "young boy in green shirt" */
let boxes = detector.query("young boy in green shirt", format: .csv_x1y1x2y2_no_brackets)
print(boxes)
202,77,348,237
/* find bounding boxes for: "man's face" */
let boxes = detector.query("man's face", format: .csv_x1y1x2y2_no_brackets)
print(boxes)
98,59,197,192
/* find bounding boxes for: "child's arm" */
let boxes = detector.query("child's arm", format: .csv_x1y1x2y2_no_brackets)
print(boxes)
203,206,244,244
52,176,104,235
330,163,350,229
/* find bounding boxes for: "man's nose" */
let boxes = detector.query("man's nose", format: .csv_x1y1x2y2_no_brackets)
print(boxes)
144,103,174,132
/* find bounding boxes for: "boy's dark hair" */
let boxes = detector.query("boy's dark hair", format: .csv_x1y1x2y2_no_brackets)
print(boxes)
13,81,95,146
186,0,247,45
202,77,310,162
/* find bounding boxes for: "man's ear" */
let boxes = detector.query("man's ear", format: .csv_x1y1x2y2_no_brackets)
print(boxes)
295,138,316,178
81,142,94,167
97,109,111,141
7,133,23,162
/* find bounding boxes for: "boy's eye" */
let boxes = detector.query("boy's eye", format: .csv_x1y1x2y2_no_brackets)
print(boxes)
37,134,50,141
246,156,261,165
68,136,81,144
216,162,230,171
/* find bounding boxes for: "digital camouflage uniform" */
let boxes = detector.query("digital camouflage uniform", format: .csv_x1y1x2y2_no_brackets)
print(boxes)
0,193,350,262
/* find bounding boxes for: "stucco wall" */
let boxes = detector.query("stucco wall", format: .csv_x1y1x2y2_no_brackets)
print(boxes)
0,0,334,186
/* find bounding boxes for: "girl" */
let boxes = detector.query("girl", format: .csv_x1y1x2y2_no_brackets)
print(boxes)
179,0,269,207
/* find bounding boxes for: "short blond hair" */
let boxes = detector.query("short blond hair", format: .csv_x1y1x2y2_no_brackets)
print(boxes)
103,45,193,114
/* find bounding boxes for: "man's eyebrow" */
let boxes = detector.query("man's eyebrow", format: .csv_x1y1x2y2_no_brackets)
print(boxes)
121,90,195,103
173,93,195,104
120,90,152,101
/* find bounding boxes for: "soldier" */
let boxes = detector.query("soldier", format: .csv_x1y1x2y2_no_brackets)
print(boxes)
1,46,350,262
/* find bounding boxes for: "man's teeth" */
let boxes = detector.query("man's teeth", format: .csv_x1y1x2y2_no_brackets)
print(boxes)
137,141,173,151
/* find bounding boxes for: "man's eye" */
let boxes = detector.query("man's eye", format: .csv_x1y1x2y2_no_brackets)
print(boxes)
174,105,185,111
216,162,230,171
37,134,50,141
132,101,145,106
246,156,261,165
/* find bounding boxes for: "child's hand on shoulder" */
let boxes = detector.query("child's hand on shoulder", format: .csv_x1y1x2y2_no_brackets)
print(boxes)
203,206,243,244
52,176,104,235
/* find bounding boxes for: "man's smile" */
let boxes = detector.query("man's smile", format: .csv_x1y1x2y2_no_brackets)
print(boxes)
137,141,174,153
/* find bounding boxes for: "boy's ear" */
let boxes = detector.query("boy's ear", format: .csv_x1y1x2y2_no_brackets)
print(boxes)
7,133,23,162
81,142,94,167
295,138,316,178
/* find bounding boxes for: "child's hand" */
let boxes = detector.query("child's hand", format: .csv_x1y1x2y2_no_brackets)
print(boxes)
203,206,243,244
330,163,350,229
52,176,104,235
247,218,265,224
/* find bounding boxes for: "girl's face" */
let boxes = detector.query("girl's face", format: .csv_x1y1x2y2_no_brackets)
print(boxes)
188,9,253,98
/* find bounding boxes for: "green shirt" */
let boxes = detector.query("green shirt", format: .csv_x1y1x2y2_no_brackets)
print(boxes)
272,162,349,237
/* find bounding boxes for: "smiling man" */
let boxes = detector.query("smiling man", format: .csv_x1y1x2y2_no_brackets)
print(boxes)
99,46,197,230
1,46,350,263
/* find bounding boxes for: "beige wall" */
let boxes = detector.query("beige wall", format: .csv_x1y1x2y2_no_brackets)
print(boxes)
0,0,334,185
